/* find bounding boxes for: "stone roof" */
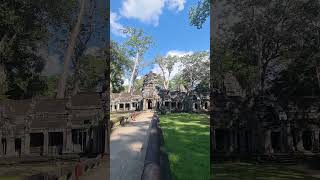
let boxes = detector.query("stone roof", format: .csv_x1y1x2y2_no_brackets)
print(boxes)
71,92,102,108
31,114,68,129
3,99,32,115
34,99,67,113
111,92,142,102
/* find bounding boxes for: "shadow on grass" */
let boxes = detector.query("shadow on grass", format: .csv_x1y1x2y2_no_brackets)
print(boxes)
211,163,320,180
159,113,210,180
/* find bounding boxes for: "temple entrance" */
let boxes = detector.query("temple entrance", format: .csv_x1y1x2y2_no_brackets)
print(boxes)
147,99,153,109
215,129,226,152
302,130,313,151
49,132,63,155
15,138,21,156
204,102,208,109
271,132,281,152
30,133,44,155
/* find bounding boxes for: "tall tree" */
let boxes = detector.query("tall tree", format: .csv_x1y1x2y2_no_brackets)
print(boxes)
121,27,153,93
0,0,74,100
155,55,177,90
179,52,210,92
220,0,320,96
56,0,87,99
110,41,131,93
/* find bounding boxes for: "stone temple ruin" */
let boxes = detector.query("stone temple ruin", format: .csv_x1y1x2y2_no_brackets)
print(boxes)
212,72,320,160
111,72,210,113
0,92,107,157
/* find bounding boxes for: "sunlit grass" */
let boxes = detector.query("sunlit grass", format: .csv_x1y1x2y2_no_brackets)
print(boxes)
159,113,210,180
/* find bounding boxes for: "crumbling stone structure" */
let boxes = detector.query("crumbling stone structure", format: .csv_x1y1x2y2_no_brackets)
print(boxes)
111,72,210,113
211,72,320,158
0,92,108,157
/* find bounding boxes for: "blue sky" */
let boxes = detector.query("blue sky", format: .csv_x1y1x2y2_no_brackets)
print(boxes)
111,0,209,77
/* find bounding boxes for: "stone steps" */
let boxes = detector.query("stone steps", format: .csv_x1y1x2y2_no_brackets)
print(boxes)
257,154,297,165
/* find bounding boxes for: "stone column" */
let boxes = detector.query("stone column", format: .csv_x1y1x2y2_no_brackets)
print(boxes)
63,129,72,153
212,128,216,152
0,135,2,156
24,133,30,155
7,137,15,156
104,127,109,154
313,129,319,152
20,137,25,156
264,129,272,154
43,131,48,155
296,130,305,152
229,130,234,153
286,126,294,152
234,131,238,153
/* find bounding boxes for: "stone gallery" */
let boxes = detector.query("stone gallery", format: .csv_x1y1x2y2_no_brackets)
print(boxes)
211,73,320,158
111,72,210,113
0,92,107,157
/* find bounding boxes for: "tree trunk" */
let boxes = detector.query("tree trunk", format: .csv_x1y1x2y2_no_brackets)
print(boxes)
0,34,8,53
317,62,320,90
56,0,87,99
0,64,7,95
128,51,139,93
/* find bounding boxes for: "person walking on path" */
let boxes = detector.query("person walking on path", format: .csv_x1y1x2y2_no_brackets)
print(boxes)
131,111,137,121
75,158,84,180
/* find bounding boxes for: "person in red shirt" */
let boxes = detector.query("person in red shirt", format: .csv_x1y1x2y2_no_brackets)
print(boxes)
131,111,136,121
75,158,83,180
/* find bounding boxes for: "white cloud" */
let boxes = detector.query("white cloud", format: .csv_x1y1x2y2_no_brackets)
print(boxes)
110,12,126,37
166,0,186,12
166,50,194,57
120,0,186,26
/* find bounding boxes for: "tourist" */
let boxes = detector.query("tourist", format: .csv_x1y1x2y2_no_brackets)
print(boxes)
131,111,136,121
75,158,83,180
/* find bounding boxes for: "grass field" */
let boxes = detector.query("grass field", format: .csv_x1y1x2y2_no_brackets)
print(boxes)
212,162,320,180
0,177,22,180
159,113,210,180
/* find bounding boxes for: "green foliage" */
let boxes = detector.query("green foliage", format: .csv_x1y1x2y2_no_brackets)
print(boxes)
43,75,59,97
155,55,178,89
178,51,210,92
271,56,320,106
218,0,320,95
122,27,153,57
133,78,144,92
0,0,77,99
110,40,131,93
76,55,106,91
189,0,210,29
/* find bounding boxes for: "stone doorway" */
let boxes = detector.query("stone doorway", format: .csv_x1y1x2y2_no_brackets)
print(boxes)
147,99,153,109
271,132,281,152
30,133,44,155
302,130,313,151
49,132,63,155
15,138,21,156
215,129,226,152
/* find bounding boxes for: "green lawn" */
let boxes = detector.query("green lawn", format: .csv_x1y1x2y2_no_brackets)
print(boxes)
159,113,210,180
212,162,320,180
0,177,22,180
